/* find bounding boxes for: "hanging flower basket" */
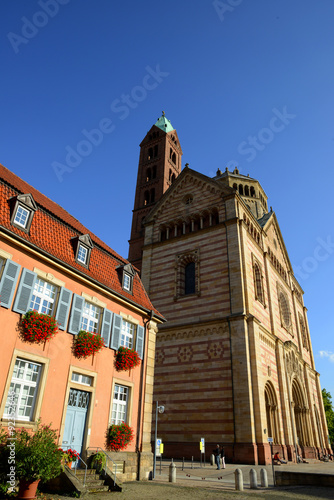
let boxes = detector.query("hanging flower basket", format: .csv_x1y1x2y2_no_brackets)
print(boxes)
106,423,134,451
115,346,141,371
73,330,105,359
20,310,59,344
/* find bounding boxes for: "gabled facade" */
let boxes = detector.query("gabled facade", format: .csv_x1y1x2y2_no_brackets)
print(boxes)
0,163,164,480
129,116,330,465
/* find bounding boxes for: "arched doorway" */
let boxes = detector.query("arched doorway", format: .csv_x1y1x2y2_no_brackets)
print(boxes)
314,405,325,457
291,379,311,447
265,382,279,444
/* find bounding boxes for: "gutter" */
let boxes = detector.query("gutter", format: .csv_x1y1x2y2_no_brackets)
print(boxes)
223,216,237,460
136,310,154,480
0,227,165,323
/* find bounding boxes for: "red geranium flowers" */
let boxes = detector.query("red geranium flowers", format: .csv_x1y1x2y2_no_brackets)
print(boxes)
20,310,59,343
115,346,141,371
65,448,80,462
106,423,134,451
73,330,105,359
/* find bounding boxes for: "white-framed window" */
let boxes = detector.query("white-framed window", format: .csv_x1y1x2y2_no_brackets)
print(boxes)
120,320,135,348
119,264,135,293
111,384,129,424
73,235,93,268
71,372,93,386
10,194,37,233
77,244,88,265
80,301,101,333
29,278,57,315
123,273,131,292
3,358,42,421
14,205,30,229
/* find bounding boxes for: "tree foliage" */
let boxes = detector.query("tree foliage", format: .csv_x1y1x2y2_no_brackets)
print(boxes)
322,388,334,447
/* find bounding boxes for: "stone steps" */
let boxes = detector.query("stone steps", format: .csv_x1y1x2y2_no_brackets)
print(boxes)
75,468,111,493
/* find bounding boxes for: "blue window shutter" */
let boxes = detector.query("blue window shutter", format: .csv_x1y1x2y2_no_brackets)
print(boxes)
101,309,113,346
68,294,84,334
13,269,37,314
136,325,145,359
110,314,122,350
55,288,73,331
0,260,21,309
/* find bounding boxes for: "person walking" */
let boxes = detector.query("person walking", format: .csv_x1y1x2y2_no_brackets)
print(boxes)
221,446,226,469
214,444,221,470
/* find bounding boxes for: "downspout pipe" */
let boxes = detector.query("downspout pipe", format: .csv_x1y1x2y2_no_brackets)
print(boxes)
136,310,153,480
223,215,236,460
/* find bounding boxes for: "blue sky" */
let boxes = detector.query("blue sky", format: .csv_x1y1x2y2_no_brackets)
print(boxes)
1,1,334,402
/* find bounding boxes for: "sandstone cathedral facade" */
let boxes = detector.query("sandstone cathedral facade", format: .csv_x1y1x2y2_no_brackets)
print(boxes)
128,113,330,465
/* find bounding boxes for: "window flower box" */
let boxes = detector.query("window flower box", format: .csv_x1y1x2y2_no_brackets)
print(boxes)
115,346,141,372
73,330,104,359
106,423,134,452
20,310,59,344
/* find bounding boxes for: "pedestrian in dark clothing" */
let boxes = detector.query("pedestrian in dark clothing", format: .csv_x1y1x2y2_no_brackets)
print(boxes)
214,444,221,469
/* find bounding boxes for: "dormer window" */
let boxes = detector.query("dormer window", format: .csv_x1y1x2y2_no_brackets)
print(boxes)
14,205,30,228
117,263,135,294
77,244,88,265
123,273,131,292
72,234,93,268
10,194,37,233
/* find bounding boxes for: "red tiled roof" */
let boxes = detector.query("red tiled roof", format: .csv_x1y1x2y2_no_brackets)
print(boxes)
0,163,164,320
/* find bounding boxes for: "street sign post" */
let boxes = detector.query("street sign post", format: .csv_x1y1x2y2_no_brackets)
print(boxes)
268,437,275,486
200,437,205,467
156,438,163,474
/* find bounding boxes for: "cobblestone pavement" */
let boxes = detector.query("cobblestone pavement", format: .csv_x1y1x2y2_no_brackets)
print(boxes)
40,460,334,500
41,483,334,500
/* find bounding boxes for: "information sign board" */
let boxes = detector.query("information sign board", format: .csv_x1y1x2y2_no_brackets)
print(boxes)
156,438,162,457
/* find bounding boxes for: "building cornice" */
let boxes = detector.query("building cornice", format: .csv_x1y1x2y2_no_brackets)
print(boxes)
0,227,165,323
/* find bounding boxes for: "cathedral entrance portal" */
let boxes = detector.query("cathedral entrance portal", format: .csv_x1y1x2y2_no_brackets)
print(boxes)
291,379,311,452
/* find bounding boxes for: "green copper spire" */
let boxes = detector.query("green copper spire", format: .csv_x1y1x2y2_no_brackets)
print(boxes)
154,111,174,133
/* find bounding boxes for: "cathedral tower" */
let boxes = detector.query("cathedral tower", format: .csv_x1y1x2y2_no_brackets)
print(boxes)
128,112,182,270
127,115,330,465
215,166,269,219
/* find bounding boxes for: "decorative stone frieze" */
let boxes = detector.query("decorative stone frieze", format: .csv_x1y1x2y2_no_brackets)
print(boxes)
158,323,228,342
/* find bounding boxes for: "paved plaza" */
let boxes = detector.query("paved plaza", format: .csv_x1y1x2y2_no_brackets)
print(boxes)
40,458,334,500
152,457,334,489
